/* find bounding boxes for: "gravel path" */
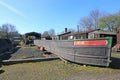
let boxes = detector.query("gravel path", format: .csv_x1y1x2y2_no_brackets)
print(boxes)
10,47,44,59
2,47,57,60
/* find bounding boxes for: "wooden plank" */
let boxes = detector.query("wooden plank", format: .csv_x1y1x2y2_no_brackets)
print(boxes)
2,57,59,65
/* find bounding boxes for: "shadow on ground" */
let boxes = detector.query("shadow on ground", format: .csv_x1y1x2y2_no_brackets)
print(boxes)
110,57,120,69
1,47,21,60
0,69,5,74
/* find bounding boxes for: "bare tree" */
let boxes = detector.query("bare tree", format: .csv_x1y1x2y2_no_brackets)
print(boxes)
48,29,55,36
79,9,105,31
42,31,49,37
0,24,9,38
80,16,93,30
0,23,19,39
90,9,101,29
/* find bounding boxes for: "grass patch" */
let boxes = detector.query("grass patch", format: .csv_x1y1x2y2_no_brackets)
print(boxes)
0,60,120,80
111,52,120,58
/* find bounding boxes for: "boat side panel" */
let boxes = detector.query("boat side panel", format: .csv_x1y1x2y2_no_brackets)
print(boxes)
34,39,112,66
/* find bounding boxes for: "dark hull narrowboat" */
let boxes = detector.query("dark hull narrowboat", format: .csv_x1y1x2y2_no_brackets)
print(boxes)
0,39,13,53
34,38,112,67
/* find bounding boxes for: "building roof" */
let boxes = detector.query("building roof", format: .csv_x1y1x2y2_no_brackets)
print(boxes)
57,31,71,36
74,29,101,35
25,32,41,38
91,31,116,35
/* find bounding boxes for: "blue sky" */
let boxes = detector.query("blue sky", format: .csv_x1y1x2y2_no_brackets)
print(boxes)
0,0,120,34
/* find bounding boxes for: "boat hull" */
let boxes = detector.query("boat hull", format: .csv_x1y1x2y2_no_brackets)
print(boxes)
34,38,112,67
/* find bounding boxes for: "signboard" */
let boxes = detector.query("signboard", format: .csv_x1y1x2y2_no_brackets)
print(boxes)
74,40,107,46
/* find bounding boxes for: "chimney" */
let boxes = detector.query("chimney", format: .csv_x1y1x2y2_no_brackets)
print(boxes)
65,28,67,33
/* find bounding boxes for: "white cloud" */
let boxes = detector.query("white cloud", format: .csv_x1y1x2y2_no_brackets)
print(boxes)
0,1,25,17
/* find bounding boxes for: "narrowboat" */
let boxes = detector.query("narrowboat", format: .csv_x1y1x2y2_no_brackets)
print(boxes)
34,37,112,66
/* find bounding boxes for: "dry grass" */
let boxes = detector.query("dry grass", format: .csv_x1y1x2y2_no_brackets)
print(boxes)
112,52,120,58
0,59,120,80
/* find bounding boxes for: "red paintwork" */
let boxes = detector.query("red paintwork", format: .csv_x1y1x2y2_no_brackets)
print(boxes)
74,40,107,46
